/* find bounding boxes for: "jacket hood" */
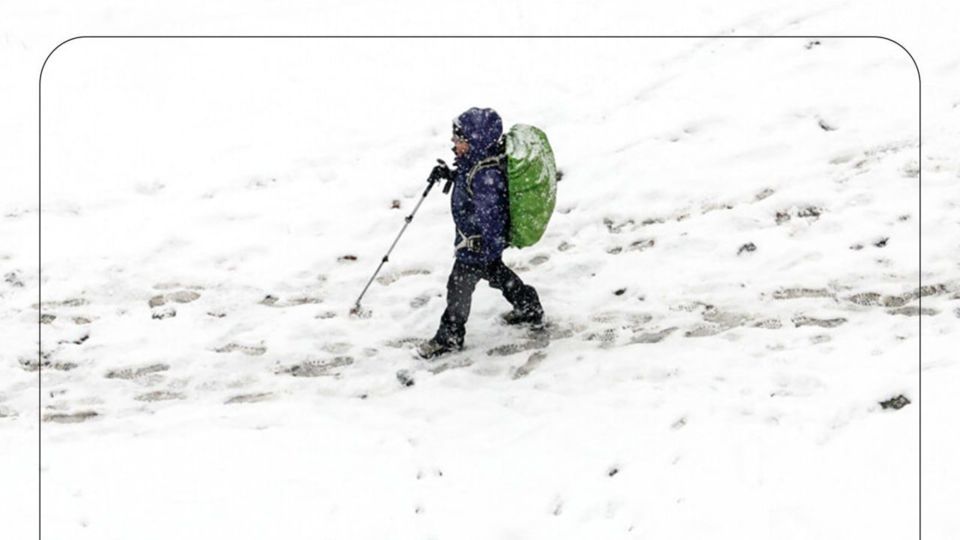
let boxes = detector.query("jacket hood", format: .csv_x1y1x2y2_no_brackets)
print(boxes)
454,107,503,162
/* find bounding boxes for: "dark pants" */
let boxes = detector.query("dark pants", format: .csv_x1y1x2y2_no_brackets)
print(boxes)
433,258,543,346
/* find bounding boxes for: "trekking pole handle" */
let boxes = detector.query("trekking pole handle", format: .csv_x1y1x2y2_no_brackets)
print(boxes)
424,159,454,196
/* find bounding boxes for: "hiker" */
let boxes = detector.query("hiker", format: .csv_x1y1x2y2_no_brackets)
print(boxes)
418,107,544,359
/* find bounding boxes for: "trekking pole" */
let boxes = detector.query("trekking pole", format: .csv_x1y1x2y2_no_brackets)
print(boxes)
350,160,451,317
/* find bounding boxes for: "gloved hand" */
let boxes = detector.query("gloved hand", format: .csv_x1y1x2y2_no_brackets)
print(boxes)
428,159,453,185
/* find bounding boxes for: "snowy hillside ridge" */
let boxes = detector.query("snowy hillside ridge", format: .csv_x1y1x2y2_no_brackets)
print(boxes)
1,37,938,538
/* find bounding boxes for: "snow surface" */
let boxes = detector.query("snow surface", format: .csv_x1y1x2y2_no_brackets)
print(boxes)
1,4,958,539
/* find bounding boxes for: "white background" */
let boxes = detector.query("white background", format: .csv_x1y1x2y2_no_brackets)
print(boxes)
1,2,957,539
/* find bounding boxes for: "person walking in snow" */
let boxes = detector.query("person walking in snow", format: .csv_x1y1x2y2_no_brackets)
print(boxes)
418,107,544,359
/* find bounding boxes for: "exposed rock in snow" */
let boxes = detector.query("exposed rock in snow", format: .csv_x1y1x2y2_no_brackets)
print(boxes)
879,395,911,410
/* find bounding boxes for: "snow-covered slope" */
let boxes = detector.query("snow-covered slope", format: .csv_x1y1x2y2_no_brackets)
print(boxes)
0,35,948,539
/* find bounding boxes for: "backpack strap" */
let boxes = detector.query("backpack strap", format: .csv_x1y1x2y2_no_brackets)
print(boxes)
465,154,505,197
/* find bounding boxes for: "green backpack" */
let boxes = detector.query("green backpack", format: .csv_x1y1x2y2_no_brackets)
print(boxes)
503,124,558,248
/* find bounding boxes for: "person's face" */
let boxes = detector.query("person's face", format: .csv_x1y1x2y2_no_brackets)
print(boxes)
452,133,470,157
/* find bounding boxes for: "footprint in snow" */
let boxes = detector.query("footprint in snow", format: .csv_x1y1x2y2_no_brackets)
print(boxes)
670,300,714,313
684,323,730,338
846,292,883,306
847,291,909,308
755,187,775,201
790,315,846,328
385,337,421,349
32,297,88,309
642,215,669,226
42,411,99,424
376,268,431,286
134,391,186,402
512,351,547,380
590,311,621,323
320,342,352,354
153,282,204,291
4,271,25,287
409,293,433,309
769,287,834,300
535,321,578,340
774,205,823,225
260,294,322,307
19,358,79,372
151,307,176,319
276,356,354,377
487,341,541,357
901,160,919,178
415,468,444,480
583,328,619,348
56,332,89,346
0,406,19,419
426,356,473,375
603,217,635,234
167,290,201,303
701,308,753,331
105,363,170,380
818,118,838,131
881,293,914,308
628,238,655,252
225,392,273,404
752,319,783,329
590,311,653,332
630,327,677,344
214,343,267,356
396,369,416,387
887,306,938,317
701,201,735,214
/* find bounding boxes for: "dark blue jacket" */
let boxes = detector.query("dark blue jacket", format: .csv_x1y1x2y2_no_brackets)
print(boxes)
450,108,509,266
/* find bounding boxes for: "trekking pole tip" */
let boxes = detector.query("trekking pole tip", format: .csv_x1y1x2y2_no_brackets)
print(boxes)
349,303,372,319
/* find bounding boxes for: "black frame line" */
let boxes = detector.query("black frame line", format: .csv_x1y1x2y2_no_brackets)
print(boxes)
37,35,922,540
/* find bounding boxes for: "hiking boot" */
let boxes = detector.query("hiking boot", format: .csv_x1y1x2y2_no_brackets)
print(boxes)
417,338,462,359
500,309,544,327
